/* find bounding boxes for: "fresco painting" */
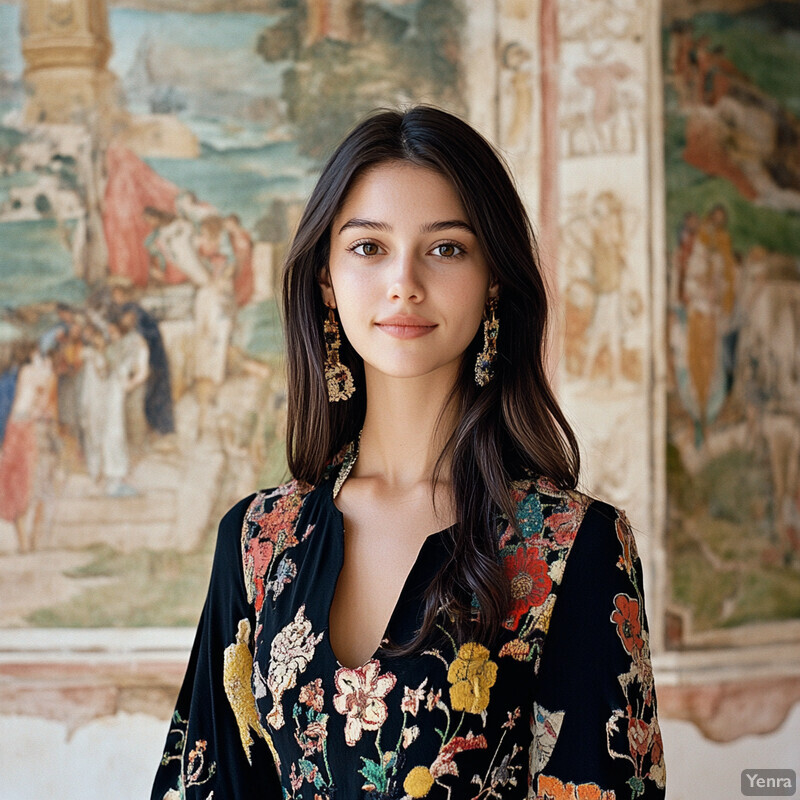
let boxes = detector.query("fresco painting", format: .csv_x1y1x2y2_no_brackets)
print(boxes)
0,0,461,629
663,1,800,646
560,188,644,386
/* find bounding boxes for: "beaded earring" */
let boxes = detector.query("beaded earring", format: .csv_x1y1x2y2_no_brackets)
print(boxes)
475,296,499,387
323,306,355,402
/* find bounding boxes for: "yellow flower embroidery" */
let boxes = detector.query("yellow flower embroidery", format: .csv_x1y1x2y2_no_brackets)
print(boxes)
534,593,556,633
446,642,498,714
404,765,435,797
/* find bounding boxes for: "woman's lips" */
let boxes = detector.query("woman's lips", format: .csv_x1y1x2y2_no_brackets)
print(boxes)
374,316,437,339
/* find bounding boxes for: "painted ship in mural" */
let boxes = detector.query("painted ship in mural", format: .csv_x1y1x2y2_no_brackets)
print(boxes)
0,0,461,627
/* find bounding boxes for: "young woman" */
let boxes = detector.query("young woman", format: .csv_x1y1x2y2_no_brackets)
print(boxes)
152,106,666,800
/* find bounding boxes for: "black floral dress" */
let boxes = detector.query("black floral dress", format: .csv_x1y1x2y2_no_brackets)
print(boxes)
152,452,666,800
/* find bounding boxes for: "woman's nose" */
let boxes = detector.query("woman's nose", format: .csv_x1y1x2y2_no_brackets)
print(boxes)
386,250,425,302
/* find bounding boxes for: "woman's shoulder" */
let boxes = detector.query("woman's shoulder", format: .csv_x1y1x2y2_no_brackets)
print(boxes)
503,475,633,558
235,477,326,611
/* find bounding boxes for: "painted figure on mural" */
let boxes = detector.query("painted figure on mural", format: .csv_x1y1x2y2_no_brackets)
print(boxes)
111,281,176,440
670,204,737,444
0,342,58,552
561,58,638,158
562,190,642,385
500,42,533,154
194,215,237,436
103,308,149,496
78,323,110,488
668,19,800,213
664,5,800,641
734,247,800,558
225,214,255,308
144,208,202,286
46,305,84,447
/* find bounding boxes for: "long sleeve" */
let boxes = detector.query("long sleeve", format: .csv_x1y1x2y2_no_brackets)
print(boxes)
151,495,283,800
531,501,666,799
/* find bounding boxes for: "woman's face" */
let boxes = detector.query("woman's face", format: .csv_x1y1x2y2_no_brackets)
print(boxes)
322,162,497,385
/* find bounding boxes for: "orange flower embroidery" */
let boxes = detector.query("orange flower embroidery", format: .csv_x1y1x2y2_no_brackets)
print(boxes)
536,774,616,800
610,593,644,654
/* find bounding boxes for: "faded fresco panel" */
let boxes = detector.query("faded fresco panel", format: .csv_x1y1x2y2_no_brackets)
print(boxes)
554,0,654,554
662,1,800,647
0,0,463,630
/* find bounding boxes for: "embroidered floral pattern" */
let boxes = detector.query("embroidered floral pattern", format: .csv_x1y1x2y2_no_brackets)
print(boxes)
243,483,315,613
447,642,498,715
536,774,616,799
498,478,592,667
400,679,428,717
154,473,665,800
611,594,644,654
158,712,218,799
266,605,324,729
504,546,553,628
604,513,666,797
332,659,397,746
291,679,333,796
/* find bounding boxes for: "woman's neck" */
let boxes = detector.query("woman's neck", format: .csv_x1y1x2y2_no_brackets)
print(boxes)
354,366,459,490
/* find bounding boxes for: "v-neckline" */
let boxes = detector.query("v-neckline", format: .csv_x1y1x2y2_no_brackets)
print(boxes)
324,470,450,672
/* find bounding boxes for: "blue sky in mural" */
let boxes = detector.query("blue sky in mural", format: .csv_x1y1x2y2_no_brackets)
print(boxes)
1,4,289,149
0,2,316,277
0,4,22,77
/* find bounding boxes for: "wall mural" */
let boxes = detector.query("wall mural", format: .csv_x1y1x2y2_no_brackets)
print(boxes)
0,0,462,630
663,1,800,647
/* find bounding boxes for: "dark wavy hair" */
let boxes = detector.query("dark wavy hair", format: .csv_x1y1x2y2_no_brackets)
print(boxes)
283,106,580,651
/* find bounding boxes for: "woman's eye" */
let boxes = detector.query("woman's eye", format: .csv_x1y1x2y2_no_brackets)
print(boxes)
352,241,381,256
432,243,463,258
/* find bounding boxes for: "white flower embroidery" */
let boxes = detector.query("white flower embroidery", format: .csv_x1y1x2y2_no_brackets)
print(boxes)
266,604,323,729
332,659,397,746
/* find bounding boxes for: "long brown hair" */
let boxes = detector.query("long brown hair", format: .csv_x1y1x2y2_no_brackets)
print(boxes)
283,106,580,650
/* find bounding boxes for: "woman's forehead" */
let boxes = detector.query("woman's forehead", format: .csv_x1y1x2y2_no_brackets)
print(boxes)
334,162,469,227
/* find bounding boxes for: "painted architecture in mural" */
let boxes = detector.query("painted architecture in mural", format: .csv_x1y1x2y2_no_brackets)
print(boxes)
0,0,461,628
662,1,800,646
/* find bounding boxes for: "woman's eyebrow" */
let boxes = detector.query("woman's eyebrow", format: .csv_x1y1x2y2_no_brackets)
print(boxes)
337,218,389,234
422,220,475,234
337,218,475,235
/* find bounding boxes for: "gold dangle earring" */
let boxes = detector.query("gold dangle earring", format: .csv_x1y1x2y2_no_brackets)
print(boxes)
475,296,499,387
324,305,355,402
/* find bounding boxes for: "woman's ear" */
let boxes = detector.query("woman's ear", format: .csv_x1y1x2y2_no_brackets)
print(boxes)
318,267,336,308
488,279,500,299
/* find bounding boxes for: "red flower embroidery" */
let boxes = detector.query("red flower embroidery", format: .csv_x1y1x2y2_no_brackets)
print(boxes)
651,727,664,765
544,496,584,546
503,546,552,629
611,593,644,654
244,485,311,612
430,731,488,779
627,716,651,757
